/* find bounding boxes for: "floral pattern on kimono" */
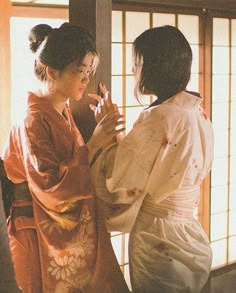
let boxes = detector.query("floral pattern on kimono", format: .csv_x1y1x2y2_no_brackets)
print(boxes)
91,91,214,292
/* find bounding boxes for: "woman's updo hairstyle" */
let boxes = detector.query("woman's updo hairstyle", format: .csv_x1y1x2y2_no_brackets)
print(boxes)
29,24,52,53
28,22,97,76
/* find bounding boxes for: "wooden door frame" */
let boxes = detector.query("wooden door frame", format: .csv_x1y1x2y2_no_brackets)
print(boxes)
69,0,112,142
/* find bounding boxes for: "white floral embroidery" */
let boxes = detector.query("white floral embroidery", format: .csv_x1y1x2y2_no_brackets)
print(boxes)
40,219,63,234
48,255,77,281
47,206,96,291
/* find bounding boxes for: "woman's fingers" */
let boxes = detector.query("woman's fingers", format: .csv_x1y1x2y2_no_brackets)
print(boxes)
92,111,125,149
88,93,102,103
113,103,118,111
89,104,96,112
89,84,121,125
99,83,114,109
99,112,125,133
103,118,125,131
100,111,123,122
104,91,113,109
88,92,111,113
115,127,126,135
99,83,108,96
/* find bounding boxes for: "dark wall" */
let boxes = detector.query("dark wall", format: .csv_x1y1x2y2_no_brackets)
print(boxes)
69,0,112,143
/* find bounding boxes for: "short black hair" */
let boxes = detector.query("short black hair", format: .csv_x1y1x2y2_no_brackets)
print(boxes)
133,25,192,102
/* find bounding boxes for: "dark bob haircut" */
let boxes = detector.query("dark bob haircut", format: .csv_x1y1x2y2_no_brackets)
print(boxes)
133,25,192,103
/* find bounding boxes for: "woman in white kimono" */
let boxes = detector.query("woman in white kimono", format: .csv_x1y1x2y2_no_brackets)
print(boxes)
91,25,213,293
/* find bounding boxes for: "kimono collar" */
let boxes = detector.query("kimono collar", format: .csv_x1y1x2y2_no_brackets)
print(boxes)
27,91,70,112
148,90,203,109
27,92,71,124
27,92,50,107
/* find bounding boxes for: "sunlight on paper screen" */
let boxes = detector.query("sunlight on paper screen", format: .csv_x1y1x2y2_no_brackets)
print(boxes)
112,11,122,42
126,12,149,42
112,43,123,75
10,17,67,125
153,13,175,27
211,239,227,267
229,236,236,262
211,212,228,242
178,15,199,44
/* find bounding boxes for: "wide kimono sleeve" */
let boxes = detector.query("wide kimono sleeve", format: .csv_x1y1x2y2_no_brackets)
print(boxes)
3,110,92,212
0,181,21,293
91,105,211,232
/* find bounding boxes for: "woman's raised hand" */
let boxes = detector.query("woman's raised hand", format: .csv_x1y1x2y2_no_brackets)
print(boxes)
87,83,125,160
88,83,118,123
87,110,125,163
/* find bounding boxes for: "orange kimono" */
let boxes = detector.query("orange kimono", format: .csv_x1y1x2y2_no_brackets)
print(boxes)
2,93,129,293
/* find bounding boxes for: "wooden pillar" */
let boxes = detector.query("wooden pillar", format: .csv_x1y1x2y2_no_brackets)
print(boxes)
69,0,112,142
198,11,212,236
0,0,11,153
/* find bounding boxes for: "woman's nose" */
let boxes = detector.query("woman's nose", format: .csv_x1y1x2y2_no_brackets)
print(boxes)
81,74,89,84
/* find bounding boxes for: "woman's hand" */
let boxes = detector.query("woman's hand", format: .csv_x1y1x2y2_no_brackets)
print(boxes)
88,83,118,123
87,111,125,163
87,83,125,162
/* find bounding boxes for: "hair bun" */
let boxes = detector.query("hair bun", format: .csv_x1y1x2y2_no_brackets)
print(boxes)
59,22,73,29
28,24,52,53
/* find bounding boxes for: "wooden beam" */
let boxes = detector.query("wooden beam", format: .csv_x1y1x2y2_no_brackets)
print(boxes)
113,0,236,12
69,0,112,142
11,5,68,18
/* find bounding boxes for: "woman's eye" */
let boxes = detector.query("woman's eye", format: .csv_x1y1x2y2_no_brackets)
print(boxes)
76,67,83,73
77,68,91,76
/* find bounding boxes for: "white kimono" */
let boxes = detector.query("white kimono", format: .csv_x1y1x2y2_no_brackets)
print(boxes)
91,91,214,293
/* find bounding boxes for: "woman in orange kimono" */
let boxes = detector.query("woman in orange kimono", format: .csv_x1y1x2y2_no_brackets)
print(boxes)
2,23,128,293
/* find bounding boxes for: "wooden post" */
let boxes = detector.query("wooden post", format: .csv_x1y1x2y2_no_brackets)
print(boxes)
69,0,112,142
0,0,11,153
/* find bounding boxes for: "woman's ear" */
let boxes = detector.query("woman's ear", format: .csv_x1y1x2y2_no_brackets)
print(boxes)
46,66,60,81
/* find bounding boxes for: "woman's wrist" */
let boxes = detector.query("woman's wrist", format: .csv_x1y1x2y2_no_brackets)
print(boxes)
116,132,125,143
86,138,102,164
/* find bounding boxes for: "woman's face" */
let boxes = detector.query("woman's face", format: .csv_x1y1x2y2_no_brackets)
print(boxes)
54,53,97,101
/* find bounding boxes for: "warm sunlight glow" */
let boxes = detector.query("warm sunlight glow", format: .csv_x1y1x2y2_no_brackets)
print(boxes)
211,17,236,268
10,17,67,124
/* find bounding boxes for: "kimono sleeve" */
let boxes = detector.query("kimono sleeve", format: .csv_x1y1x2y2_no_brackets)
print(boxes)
91,108,194,231
21,111,91,211
0,181,21,292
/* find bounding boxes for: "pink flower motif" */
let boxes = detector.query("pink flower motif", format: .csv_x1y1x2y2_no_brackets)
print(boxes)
127,188,137,197
199,108,208,120
192,159,198,168
162,138,172,149
155,242,167,252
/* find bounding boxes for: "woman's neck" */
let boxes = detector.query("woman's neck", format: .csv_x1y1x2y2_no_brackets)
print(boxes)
50,99,67,114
